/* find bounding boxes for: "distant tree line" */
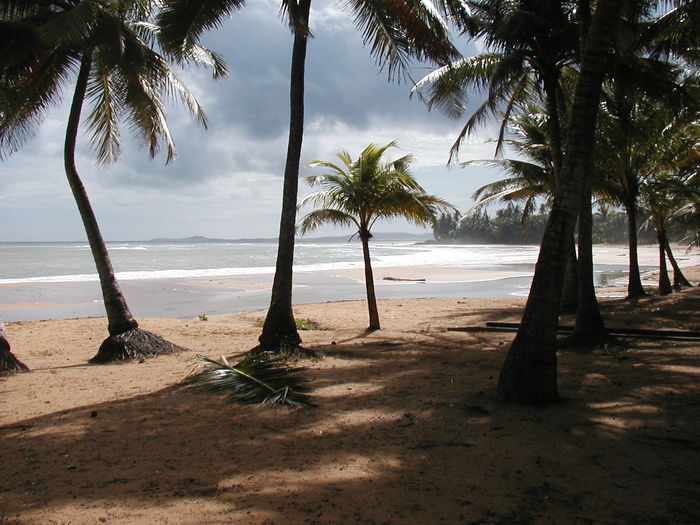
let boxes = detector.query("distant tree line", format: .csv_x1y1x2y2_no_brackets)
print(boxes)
432,203,675,245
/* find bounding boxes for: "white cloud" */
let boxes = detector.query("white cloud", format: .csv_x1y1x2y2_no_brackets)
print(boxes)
1,0,502,242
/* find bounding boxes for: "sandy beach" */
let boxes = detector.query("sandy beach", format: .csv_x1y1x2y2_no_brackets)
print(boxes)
1,256,699,524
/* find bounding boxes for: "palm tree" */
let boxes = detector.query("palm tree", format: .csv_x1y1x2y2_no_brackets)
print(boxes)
298,141,453,330
413,2,589,317
0,1,216,362
0,320,28,374
465,110,584,311
638,98,700,292
497,0,624,404
412,0,579,173
593,0,695,299
158,0,458,352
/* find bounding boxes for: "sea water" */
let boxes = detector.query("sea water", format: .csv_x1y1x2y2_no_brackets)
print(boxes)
0,239,644,321
0,240,542,285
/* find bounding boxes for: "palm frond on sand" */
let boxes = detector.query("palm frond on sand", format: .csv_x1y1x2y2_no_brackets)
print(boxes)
184,355,314,408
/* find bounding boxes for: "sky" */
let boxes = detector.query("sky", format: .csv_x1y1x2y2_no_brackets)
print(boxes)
0,0,505,242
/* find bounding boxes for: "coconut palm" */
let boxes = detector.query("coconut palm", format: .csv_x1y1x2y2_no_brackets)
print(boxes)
412,0,579,172
497,0,625,404
158,0,459,352
299,141,453,330
0,0,217,362
465,109,587,313
465,111,557,219
638,98,700,292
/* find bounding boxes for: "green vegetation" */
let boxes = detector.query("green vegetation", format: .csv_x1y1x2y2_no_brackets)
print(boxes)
432,204,667,245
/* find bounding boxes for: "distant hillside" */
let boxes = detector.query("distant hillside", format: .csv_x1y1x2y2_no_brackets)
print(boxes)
147,232,433,243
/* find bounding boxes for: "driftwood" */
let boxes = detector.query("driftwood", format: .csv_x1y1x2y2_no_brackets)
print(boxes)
445,322,700,341
382,276,426,282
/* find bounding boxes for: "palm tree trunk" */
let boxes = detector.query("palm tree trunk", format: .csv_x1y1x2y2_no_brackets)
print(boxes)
497,0,622,404
664,240,692,288
560,232,578,313
656,226,672,295
623,200,646,298
543,75,564,179
574,184,607,344
0,320,28,374
258,0,311,351
360,230,380,331
67,53,182,364
65,53,138,336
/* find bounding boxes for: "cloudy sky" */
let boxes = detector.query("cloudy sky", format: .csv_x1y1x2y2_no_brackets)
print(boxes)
1,0,505,242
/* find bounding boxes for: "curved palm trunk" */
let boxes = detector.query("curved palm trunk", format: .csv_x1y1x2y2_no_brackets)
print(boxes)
66,54,182,363
257,0,311,352
664,239,692,288
623,200,646,298
65,53,138,336
360,230,380,331
574,184,607,344
497,0,622,404
0,320,28,374
656,226,672,295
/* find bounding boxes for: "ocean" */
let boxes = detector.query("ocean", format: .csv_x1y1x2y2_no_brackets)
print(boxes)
0,240,541,284
0,239,639,321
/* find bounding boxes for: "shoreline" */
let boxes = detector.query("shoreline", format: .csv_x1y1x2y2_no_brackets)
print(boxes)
1,244,698,322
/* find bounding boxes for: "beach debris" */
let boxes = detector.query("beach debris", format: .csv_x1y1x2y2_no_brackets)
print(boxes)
383,276,426,282
184,354,314,408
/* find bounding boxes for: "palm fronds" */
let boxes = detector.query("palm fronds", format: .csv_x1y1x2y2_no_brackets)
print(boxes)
184,354,314,408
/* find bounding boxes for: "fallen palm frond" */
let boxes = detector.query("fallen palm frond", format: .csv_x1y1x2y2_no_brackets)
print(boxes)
184,355,314,408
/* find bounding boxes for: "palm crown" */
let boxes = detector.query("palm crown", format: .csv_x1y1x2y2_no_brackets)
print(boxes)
299,141,453,331
0,0,219,165
299,141,452,237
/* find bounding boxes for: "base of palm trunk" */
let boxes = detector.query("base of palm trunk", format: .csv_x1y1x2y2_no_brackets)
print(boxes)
246,342,322,360
89,328,184,364
0,348,30,374
497,340,560,405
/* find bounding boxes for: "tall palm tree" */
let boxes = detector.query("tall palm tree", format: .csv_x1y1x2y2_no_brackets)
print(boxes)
594,0,695,299
413,1,588,317
299,141,453,330
0,0,216,362
638,98,699,291
158,0,459,352
497,0,624,404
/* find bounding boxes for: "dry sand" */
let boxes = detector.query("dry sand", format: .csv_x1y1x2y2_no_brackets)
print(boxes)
1,267,699,524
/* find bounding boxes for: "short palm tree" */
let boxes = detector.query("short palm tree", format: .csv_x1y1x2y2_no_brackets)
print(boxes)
0,0,217,362
299,141,453,331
